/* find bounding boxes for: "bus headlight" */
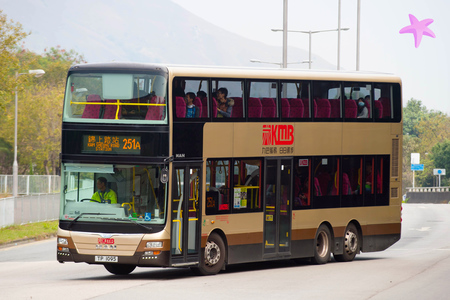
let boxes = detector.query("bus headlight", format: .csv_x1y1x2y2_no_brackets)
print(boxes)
58,237,68,245
146,241,163,248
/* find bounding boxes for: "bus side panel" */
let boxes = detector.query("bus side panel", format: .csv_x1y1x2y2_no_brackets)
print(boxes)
228,244,264,264
291,228,316,258
361,223,401,252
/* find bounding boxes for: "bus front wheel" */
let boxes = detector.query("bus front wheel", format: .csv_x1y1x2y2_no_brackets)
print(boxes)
193,233,226,275
334,223,359,262
311,224,331,264
104,263,136,275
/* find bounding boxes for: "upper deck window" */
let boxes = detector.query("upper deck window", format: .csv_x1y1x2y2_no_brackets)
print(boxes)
313,81,341,120
248,80,278,119
63,72,168,124
280,81,310,119
173,78,210,118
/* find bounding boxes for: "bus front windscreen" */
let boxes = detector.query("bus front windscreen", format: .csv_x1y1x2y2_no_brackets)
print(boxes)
60,163,167,225
63,72,167,124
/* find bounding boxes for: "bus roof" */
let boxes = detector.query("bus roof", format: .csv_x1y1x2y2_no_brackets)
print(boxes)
69,62,401,84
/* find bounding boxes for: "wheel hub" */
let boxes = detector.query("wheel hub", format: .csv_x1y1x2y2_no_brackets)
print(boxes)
344,231,358,254
317,231,329,257
205,240,221,266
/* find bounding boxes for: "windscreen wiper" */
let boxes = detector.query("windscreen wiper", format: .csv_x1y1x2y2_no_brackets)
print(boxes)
68,213,114,229
102,217,153,231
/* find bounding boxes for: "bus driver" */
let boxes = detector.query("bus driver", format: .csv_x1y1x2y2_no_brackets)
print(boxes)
92,177,117,204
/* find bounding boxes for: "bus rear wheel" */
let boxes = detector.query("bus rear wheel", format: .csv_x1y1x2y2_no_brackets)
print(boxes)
311,224,331,264
193,233,226,275
104,263,136,275
335,223,359,262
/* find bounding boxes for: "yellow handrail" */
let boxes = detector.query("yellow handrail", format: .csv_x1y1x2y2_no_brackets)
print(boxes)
70,101,166,106
144,168,159,209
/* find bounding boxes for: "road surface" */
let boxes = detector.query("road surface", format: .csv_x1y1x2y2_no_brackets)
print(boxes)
0,204,449,300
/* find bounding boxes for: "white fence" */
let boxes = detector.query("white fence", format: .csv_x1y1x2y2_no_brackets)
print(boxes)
0,175,60,195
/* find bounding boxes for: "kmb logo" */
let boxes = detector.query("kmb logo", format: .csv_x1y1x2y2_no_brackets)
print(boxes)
98,238,115,244
262,125,294,146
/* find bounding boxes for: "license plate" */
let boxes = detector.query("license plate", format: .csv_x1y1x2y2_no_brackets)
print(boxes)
95,256,118,263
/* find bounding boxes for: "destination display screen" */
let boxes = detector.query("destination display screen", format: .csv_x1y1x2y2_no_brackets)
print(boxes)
81,134,141,155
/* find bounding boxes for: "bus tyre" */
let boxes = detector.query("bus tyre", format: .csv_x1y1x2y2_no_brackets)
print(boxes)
104,264,136,275
194,233,226,275
311,224,331,265
334,223,359,262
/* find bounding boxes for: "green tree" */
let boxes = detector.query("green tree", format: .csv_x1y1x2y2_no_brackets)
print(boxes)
0,11,85,175
0,137,13,174
430,140,450,186
403,98,428,137
0,10,30,110
402,98,450,189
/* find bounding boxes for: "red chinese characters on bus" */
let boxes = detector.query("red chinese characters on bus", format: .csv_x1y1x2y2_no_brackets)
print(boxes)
262,125,294,146
98,238,115,244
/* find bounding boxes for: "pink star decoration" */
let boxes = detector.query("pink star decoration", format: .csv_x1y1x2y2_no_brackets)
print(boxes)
399,14,436,48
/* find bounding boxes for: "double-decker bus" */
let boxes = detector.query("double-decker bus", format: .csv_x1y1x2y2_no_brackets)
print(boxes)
57,62,402,275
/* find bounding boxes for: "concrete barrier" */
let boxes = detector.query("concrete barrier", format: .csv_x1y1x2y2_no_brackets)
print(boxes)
406,190,450,204
1,193,60,228
0,197,15,228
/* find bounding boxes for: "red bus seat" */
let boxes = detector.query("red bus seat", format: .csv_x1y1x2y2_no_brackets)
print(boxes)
329,99,341,118
288,98,304,118
82,94,102,119
302,98,310,118
316,98,331,118
201,97,208,118
231,97,243,118
345,99,357,118
374,100,383,119
281,98,290,118
176,96,186,118
379,97,391,119
103,99,121,119
146,96,166,120
212,97,218,118
193,97,202,118
262,98,276,118
248,97,262,118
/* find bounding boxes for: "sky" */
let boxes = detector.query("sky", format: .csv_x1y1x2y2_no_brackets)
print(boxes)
2,0,449,114
172,0,450,114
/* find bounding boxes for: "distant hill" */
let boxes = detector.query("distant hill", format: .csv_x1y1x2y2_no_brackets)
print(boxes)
1,0,335,69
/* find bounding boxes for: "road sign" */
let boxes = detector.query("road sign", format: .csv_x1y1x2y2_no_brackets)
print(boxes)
411,164,424,171
411,153,420,164
433,169,446,175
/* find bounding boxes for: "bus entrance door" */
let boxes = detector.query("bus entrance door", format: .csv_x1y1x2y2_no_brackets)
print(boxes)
170,164,202,266
263,158,292,258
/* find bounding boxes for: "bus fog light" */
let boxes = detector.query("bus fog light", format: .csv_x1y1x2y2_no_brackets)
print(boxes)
144,250,161,256
58,237,68,245
146,241,163,248
58,247,70,253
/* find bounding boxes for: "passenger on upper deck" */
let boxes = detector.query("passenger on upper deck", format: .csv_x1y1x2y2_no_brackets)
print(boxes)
185,92,199,118
216,87,234,118
197,90,207,99
92,177,117,204
357,98,368,118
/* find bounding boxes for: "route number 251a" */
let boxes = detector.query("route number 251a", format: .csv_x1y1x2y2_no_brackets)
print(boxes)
123,138,141,150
